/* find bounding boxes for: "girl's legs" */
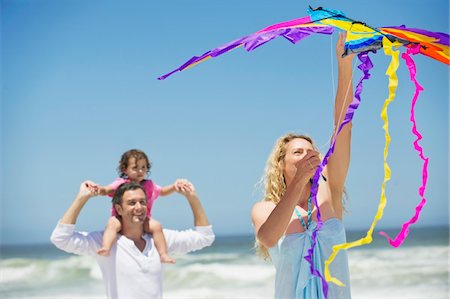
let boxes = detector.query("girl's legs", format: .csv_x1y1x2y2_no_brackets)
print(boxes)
146,218,175,263
98,216,122,256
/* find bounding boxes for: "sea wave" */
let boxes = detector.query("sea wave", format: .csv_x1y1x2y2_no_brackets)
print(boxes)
349,245,449,298
0,241,448,298
0,255,105,299
0,256,100,284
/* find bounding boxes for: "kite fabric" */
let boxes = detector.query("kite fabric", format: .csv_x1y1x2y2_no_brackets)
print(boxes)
158,7,449,80
157,6,449,299
157,16,334,80
380,26,449,65
308,7,449,64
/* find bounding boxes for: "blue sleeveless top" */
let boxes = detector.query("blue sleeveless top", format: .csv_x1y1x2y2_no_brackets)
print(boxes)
268,218,351,299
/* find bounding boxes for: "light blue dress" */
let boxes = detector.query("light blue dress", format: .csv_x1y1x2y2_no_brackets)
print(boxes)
268,218,351,299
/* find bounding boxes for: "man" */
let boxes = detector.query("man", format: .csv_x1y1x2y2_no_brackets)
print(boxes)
51,181,214,299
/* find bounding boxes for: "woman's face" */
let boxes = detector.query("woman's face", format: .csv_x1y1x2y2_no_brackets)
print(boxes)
282,138,314,186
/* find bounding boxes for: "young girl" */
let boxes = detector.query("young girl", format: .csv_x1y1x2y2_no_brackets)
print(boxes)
92,149,192,263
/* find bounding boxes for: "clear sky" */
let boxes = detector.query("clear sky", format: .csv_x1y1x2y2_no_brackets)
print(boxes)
1,0,448,244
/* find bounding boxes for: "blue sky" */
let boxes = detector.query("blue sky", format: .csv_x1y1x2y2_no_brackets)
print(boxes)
1,0,448,245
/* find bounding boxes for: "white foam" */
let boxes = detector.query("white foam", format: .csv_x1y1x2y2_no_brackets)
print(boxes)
0,262,37,283
1,243,447,298
165,285,274,299
0,255,100,284
348,245,449,298
172,262,274,281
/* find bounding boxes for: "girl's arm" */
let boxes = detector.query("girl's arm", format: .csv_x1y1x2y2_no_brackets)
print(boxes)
94,178,126,196
326,32,354,219
160,179,193,196
160,184,176,196
98,185,115,196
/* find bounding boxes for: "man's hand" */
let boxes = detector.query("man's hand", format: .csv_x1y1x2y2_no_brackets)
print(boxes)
174,179,194,196
81,181,101,198
60,180,98,225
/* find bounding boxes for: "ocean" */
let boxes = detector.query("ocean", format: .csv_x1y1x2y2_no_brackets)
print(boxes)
0,227,448,299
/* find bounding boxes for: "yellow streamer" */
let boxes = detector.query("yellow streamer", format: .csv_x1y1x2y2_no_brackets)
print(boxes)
324,37,401,286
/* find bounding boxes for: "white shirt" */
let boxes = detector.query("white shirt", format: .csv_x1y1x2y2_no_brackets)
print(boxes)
50,222,215,299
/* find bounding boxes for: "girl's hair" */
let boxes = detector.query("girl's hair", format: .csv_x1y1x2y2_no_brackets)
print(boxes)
117,149,152,178
255,133,317,260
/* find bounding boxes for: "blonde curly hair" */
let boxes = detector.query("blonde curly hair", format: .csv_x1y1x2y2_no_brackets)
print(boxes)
255,133,317,259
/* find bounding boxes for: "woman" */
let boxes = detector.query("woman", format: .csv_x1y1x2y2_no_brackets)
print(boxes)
252,32,353,299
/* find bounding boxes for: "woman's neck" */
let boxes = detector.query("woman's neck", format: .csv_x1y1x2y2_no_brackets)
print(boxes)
297,183,311,209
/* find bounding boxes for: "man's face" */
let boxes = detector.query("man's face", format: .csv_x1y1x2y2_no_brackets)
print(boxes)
115,189,147,224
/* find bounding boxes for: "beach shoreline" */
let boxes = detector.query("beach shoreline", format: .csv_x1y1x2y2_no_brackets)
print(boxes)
1,226,448,298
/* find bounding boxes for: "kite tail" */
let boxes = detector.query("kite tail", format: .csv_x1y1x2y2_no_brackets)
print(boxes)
323,51,373,287
306,51,373,296
324,37,400,285
306,171,326,296
379,44,428,247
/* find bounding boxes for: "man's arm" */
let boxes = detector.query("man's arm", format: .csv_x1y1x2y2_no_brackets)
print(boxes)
164,184,214,255
60,181,96,224
185,190,210,227
50,181,102,256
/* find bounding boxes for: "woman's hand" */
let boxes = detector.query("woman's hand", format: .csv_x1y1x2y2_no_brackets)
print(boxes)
293,149,321,186
336,31,354,64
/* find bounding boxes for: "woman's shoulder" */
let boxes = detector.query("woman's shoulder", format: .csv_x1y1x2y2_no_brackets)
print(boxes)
252,200,276,216
253,200,275,208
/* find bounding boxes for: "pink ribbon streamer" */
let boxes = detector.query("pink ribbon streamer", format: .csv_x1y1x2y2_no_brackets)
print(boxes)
379,44,428,247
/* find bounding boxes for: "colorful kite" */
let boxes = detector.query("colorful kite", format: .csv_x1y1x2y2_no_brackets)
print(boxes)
158,7,448,80
158,6,449,299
